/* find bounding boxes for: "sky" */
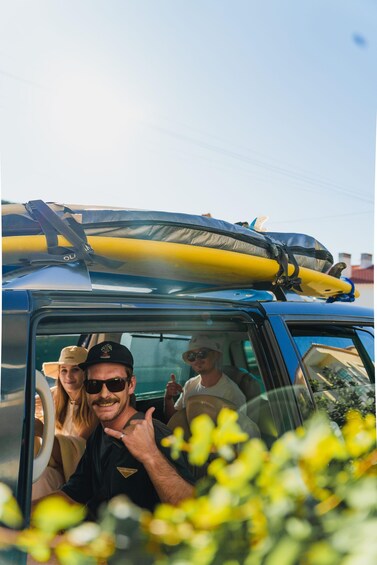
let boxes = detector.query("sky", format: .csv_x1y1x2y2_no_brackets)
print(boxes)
0,0,375,265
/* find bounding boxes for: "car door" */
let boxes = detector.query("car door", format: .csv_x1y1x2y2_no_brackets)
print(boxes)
267,312,375,427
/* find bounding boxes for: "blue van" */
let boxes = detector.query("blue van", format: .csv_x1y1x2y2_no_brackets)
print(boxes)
1,203,374,564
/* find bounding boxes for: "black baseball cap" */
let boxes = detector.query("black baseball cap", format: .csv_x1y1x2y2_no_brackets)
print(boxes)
79,341,134,371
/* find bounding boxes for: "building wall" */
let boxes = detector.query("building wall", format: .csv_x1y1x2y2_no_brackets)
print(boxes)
353,283,374,309
338,254,374,310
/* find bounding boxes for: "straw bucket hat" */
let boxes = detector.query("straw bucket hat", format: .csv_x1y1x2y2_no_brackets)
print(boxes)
167,395,237,440
42,346,88,379
167,395,260,440
185,334,223,354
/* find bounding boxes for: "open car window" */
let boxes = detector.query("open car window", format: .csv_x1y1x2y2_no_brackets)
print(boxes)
288,324,375,427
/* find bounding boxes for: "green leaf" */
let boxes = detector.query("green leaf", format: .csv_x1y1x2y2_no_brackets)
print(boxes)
345,478,377,510
264,536,302,565
56,543,96,565
305,541,339,565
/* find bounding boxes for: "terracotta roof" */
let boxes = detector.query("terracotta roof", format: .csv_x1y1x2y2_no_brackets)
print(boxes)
351,265,374,283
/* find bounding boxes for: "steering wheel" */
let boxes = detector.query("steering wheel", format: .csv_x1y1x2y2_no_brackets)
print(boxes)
33,371,55,482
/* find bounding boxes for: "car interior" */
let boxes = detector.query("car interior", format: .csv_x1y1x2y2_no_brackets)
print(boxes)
36,329,266,420
34,318,301,486
33,306,375,489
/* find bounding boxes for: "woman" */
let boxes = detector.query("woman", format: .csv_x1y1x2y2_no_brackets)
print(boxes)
32,346,98,499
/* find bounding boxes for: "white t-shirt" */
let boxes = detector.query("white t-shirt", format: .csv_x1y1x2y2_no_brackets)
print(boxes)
174,373,246,411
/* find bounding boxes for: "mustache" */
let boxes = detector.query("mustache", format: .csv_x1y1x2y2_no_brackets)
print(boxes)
92,398,120,406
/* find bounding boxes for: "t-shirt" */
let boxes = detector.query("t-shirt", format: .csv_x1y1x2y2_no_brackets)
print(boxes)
61,413,194,518
174,373,246,411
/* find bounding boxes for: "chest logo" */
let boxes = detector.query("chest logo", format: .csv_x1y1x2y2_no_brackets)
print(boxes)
117,466,138,479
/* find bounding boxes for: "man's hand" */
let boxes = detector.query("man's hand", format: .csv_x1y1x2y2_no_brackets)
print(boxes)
104,407,158,464
104,407,194,505
165,373,183,399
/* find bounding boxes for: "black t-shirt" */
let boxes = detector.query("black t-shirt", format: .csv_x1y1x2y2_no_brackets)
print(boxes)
61,412,194,518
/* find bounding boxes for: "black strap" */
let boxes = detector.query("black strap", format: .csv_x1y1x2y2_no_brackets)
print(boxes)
23,200,123,270
25,200,94,262
272,244,302,292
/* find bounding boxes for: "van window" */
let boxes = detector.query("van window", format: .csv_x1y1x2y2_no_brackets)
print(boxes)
289,325,375,426
120,333,191,398
242,340,265,392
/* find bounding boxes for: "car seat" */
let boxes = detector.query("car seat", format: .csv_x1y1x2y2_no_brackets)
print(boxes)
223,365,281,447
223,365,261,417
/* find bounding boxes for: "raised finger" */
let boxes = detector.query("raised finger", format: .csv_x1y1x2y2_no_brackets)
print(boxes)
145,406,155,423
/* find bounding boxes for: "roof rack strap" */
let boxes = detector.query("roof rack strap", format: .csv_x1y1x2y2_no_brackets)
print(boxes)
24,200,123,269
25,200,94,262
272,244,302,292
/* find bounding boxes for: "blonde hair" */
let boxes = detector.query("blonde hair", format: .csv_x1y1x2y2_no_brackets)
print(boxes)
55,374,97,434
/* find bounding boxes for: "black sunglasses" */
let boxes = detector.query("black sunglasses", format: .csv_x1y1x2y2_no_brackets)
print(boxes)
84,377,129,395
184,348,211,363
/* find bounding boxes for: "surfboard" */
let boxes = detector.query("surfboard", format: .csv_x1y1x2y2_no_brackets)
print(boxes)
2,234,358,299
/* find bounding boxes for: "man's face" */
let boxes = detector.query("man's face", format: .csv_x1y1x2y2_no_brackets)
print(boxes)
187,348,220,374
86,363,136,423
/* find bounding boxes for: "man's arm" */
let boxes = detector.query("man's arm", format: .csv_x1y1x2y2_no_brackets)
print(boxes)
104,407,194,505
164,396,177,421
141,445,194,504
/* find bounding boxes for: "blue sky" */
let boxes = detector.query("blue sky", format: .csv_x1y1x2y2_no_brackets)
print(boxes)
0,0,375,264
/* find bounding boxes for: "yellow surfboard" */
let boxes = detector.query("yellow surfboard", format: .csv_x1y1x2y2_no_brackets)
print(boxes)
2,234,358,299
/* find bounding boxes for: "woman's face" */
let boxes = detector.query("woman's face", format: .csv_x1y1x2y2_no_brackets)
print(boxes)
58,364,85,394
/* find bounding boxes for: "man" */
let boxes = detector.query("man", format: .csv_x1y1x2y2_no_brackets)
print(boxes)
40,341,195,518
164,334,246,420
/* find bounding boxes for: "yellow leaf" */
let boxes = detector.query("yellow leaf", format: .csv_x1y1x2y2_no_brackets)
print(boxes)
212,408,248,449
17,528,52,562
32,495,86,534
189,415,215,465
56,542,95,565
161,426,188,459
0,483,23,529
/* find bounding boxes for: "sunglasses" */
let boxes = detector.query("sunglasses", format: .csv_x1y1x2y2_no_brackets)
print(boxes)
84,377,129,395
184,348,212,363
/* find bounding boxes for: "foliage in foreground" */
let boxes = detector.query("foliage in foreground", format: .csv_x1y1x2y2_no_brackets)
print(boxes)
0,409,376,565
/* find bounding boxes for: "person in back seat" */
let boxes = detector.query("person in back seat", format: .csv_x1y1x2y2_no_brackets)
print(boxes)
32,346,98,499
164,334,246,420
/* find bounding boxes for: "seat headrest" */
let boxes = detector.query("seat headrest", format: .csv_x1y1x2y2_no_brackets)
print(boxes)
223,366,261,400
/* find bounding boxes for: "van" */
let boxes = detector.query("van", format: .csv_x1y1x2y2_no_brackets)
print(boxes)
1,203,374,564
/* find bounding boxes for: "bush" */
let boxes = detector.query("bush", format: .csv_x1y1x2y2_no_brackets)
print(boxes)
0,409,376,564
